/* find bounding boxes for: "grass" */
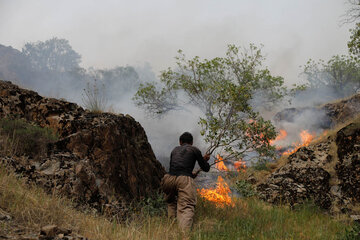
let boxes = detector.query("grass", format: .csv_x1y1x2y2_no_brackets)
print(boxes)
0,118,58,159
0,117,358,239
0,165,353,240
82,79,108,113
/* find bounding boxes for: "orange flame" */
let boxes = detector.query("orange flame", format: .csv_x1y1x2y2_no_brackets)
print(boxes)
269,129,288,145
197,176,234,208
283,130,316,156
215,155,228,171
234,159,247,173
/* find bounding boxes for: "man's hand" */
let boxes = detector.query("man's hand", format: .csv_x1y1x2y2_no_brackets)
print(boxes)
192,169,201,178
203,153,210,162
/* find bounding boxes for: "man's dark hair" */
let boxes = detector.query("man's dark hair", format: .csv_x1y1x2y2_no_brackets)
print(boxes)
179,132,193,144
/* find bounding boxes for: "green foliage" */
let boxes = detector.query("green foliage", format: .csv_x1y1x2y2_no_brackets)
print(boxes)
340,223,360,240
349,23,360,58
252,161,270,171
234,180,257,198
131,192,167,217
0,118,58,158
134,44,289,162
194,198,348,240
82,79,108,113
22,37,81,72
302,55,360,97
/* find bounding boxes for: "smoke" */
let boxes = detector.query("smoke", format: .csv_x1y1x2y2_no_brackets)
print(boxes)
0,41,213,170
0,34,358,169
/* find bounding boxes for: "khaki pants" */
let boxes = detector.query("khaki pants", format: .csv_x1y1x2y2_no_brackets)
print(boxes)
161,174,197,231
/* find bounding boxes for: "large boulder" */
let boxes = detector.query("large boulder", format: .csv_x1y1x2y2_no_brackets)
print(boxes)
335,121,360,207
0,80,165,216
257,118,360,214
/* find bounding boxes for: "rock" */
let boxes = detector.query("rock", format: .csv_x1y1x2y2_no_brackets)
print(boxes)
274,93,360,127
257,119,360,214
335,121,360,204
0,210,11,221
40,225,58,238
323,94,360,124
350,215,360,223
0,80,165,216
39,225,85,240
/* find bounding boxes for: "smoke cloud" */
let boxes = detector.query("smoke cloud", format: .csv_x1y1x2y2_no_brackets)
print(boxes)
0,0,356,168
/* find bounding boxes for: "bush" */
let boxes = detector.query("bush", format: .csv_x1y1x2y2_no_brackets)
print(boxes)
340,223,360,240
82,79,108,113
252,161,270,171
235,180,257,198
0,118,58,159
131,191,167,217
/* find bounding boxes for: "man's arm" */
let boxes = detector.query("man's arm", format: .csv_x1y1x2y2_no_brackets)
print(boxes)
194,148,210,172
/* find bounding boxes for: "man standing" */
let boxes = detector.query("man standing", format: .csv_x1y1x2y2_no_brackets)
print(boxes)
161,132,210,232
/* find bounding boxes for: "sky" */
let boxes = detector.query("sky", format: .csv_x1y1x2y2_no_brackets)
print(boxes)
0,0,354,85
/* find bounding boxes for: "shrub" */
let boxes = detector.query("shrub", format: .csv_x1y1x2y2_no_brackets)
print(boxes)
252,161,270,171
82,79,108,113
0,118,58,159
131,191,167,217
340,223,360,240
235,180,257,198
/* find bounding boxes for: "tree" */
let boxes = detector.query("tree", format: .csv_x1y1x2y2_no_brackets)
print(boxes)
345,1,360,57
22,37,81,72
343,0,360,24
302,55,360,97
134,44,288,163
349,23,360,58
88,66,141,100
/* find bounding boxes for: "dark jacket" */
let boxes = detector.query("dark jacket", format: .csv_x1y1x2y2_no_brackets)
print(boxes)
169,143,210,177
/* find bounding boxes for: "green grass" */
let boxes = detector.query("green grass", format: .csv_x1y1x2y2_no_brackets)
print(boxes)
0,118,58,158
0,118,356,239
0,164,353,240
193,198,349,240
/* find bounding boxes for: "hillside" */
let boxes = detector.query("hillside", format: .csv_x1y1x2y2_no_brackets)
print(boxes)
0,80,165,217
0,80,359,239
258,100,360,217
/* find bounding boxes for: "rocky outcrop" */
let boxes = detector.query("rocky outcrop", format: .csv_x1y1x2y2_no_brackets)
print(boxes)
335,121,360,207
257,118,360,214
274,93,360,128
323,94,360,124
0,80,165,216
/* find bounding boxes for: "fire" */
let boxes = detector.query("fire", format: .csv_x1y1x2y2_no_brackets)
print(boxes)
197,176,235,208
215,154,228,171
234,159,247,173
269,129,288,145
283,130,316,156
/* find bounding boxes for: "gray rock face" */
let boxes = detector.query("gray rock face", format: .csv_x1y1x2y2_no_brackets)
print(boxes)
335,122,360,207
257,120,360,214
0,80,165,216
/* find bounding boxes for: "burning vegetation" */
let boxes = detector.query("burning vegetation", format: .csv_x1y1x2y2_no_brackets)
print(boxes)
270,129,327,156
199,155,247,208
197,176,235,208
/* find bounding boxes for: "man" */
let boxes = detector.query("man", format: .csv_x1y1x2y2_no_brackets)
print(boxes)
161,132,210,232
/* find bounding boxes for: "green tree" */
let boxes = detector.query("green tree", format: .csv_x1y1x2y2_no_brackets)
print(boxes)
349,23,360,57
302,55,360,96
134,44,287,163
22,37,81,72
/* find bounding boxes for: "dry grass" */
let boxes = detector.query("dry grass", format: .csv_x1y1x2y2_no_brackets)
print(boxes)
0,116,357,239
0,166,185,240
0,165,353,240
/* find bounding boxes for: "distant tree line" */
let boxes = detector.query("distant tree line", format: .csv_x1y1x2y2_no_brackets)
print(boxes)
0,37,146,108
301,0,360,97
